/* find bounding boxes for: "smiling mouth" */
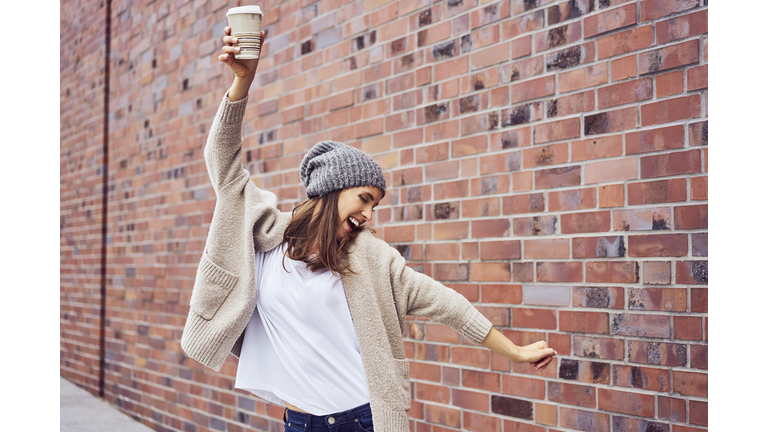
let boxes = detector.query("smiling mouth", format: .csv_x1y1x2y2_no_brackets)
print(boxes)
346,217,360,232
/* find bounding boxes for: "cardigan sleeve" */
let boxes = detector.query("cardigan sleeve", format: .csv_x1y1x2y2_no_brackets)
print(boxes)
203,92,251,192
388,246,493,345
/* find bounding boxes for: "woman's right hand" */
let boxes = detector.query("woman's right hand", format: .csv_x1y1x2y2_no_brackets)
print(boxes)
218,26,265,79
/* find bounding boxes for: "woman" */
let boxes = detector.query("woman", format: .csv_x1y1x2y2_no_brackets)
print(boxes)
181,27,557,432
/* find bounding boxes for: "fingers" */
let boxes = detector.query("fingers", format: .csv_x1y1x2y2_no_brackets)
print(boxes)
533,356,553,371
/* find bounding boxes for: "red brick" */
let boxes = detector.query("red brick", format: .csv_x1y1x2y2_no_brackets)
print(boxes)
514,171,533,192
690,400,708,426
536,262,583,282
658,396,687,422
599,184,625,208
628,234,688,257
640,149,701,178
471,174,511,196
613,313,671,338
674,204,708,229
691,287,708,312
416,382,451,403
627,178,686,205
597,25,653,60
629,340,687,366
434,179,468,200
434,263,468,281
512,307,557,330
598,78,652,109
611,55,637,81
480,240,521,260
470,42,511,69
642,94,702,126
573,335,624,360
470,262,511,282
513,215,557,236
673,370,707,397
583,158,638,184
598,388,654,417
657,10,708,44
502,193,545,215
559,407,610,432
689,121,708,146
640,0,698,22
433,221,469,240
547,382,596,408
425,243,460,261
548,188,596,212
558,64,608,96
424,403,461,428
640,40,699,75
509,75,556,104
471,218,511,238
560,311,610,334
627,287,687,312
522,143,568,168
613,364,670,392
626,124,685,154
533,118,580,144
534,22,579,53
561,211,611,234
571,134,622,162
687,64,708,91
452,388,489,412
584,3,637,38
584,107,637,135
524,239,569,259
691,344,708,369
410,361,442,382
513,262,534,282
586,261,638,283
643,261,672,284
452,346,489,368
501,375,546,400
462,369,501,392
546,90,595,119
572,236,625,258
656,70,684,97
481,284,523,304
534,165,581,189
674,315,703,341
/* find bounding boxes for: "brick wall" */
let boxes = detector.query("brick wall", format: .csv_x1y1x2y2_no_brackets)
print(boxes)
60,0,708,431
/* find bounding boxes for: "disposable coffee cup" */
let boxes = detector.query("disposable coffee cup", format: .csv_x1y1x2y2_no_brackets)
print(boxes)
226,6,263,59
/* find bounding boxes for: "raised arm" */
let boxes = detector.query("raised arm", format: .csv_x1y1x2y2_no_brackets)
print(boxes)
202,28,267,191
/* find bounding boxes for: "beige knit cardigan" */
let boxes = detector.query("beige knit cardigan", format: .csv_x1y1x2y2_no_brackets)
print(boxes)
181,93,494,432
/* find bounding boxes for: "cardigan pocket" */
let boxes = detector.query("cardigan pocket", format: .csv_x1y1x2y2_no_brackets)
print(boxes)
189,251,239,320
395,358,412,405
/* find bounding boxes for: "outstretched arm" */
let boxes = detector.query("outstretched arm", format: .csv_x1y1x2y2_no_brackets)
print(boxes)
479,327,557,372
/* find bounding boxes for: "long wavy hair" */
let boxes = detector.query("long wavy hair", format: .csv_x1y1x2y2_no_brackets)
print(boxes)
282,190,372,276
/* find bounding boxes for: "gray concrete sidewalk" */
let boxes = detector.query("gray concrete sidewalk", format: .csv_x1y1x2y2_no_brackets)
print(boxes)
61,376,154,431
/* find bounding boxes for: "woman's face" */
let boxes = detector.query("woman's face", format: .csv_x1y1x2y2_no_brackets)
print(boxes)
336,186,383,238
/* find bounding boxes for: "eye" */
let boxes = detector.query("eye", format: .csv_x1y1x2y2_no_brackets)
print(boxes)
360,196,368,204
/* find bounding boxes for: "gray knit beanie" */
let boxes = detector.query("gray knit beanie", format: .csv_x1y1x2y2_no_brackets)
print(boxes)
300,140,387,198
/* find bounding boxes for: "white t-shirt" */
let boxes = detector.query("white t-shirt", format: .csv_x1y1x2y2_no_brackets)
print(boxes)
234,243,370,415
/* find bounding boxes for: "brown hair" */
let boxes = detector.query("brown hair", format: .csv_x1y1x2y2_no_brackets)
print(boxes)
282,190,372,276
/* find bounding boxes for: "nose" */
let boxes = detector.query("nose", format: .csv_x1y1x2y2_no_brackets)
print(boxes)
362,208,372,221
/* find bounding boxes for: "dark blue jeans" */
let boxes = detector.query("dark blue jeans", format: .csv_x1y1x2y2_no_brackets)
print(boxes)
283,403,374,432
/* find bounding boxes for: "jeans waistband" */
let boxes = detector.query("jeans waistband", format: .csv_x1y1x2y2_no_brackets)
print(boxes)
284,402,371,429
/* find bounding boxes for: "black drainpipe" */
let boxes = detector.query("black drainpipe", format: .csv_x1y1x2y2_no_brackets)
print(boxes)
99,0,112,399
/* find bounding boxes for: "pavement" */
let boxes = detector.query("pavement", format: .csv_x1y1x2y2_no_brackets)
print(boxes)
61,376,154,431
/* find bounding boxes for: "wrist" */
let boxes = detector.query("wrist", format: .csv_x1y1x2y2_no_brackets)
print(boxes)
507,343,523,363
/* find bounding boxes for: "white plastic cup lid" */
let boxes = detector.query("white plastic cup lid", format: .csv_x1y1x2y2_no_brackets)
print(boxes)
227,6,262,15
